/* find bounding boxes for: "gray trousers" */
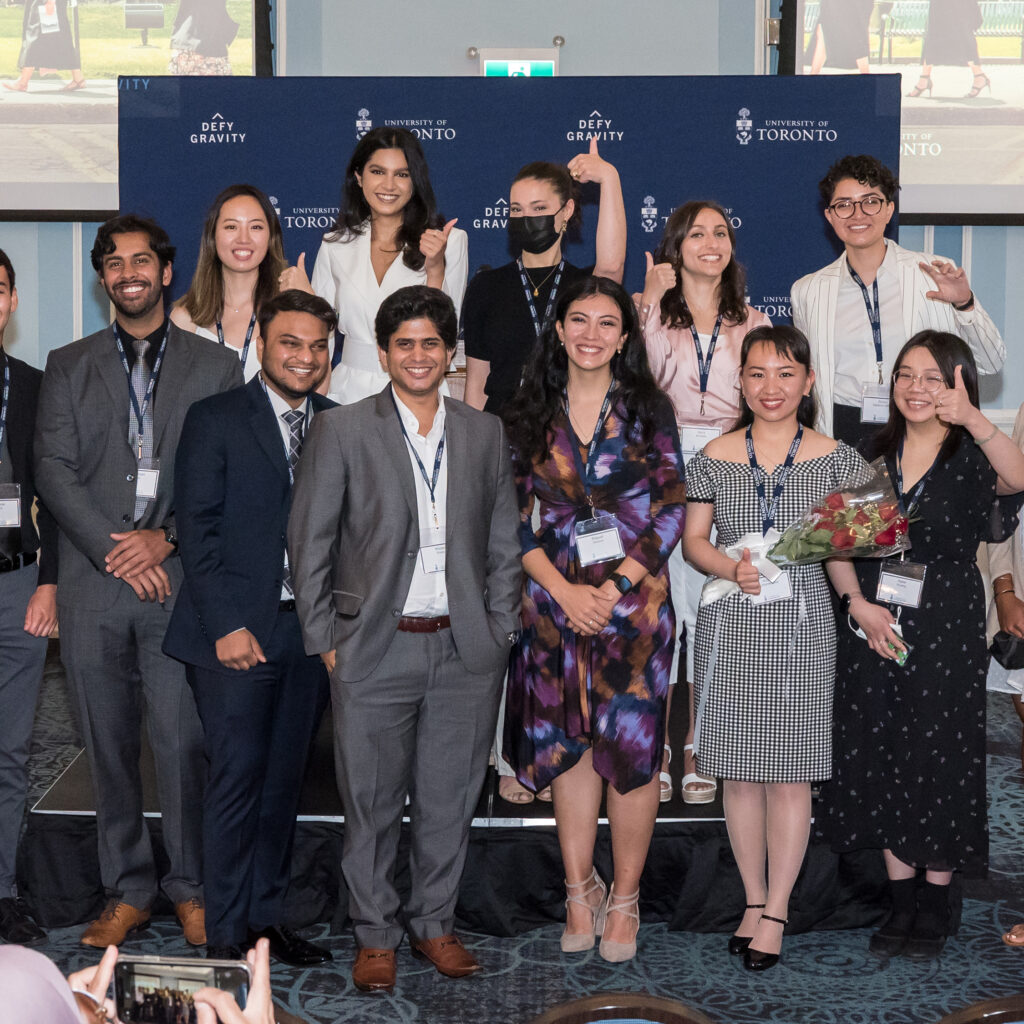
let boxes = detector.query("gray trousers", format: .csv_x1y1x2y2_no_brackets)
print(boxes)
59,587,203,908
0,563,48,895
333,627,502,949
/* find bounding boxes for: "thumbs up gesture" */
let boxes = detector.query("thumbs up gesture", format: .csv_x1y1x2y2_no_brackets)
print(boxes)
420,218,458,272
733,547,761,595
933,362,979,428
643,250,677,302
278,252,313,294
568,136,616,185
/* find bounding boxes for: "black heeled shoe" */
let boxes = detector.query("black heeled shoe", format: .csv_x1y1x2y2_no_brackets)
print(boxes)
907,75,932,98
743,914,787,971
965,73,991,98
728,903,765,955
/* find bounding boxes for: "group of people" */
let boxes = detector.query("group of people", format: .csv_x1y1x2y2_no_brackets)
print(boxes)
0,130,1019,996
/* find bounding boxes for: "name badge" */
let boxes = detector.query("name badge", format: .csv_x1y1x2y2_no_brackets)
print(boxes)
680,424,721,464
876,560,926,608
136,457,160,501
574,513,625,567
419,527,446,574
0,483,21,528
749,569,792,605
860,383,889,423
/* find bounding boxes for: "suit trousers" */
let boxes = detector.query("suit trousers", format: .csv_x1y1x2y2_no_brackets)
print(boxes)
333,627,502,949
0,563,48,894
188,609,329,946
59,586,203,908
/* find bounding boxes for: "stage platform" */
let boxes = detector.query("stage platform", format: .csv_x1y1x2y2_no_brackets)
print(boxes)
19,712,892,936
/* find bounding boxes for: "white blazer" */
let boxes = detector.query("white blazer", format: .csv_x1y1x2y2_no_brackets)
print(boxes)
311,223,469,404
791,241,1006,437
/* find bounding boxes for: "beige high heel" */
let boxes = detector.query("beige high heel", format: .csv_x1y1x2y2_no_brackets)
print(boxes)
561,869,607,953
598,883,640,962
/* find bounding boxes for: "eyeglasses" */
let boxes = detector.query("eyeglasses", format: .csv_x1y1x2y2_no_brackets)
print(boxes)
827,196,886,219
893,370,946,392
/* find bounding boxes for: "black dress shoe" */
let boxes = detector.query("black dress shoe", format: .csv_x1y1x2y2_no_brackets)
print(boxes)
742,914,786,972
248,926,332,966
728,903,765,956
207,943,245,960
0,896,47,945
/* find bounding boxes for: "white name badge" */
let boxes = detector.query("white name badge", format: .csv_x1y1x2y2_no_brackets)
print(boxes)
876,560,926,608
39,4,60,33
574,513,625,567
749,570,792,605
419,527,446,574
680,424,722,464
860,383,890,423
136,457,160,501
0,483,21,527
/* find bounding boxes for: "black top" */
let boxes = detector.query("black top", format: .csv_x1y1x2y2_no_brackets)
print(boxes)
462,260,589,415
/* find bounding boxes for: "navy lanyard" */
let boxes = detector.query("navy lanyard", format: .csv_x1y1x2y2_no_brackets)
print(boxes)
517,258,564,339
689,314,723,417
113,322,170,459
392,393,446,527
564,385,615,513
0,352,9,462
846,260,884,383
745,424,803,535
895,439,939,516
216,311,257,367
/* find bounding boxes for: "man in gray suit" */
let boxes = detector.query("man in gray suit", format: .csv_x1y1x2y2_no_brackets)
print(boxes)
289,285,521,992
35,215,242,947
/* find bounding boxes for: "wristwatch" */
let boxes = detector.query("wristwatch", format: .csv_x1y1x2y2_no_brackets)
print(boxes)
609,572,633,595
840,592,856,616
162,524,179,551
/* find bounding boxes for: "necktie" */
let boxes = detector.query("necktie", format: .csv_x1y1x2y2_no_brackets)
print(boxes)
281,407,305,594
130,339,153,521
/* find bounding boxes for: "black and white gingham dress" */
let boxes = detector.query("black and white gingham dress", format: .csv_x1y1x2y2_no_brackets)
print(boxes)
687,443,866,783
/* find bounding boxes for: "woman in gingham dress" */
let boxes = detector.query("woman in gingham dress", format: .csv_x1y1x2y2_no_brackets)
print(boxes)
683,325,866,970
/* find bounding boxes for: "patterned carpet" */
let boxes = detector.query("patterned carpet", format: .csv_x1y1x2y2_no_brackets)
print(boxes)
20,643,1024,1024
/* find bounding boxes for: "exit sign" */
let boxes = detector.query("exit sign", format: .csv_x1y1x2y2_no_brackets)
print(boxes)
477,48,559,77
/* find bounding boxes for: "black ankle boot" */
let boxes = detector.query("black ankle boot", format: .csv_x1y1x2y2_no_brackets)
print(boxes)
904,881,950,960
868,877,917,958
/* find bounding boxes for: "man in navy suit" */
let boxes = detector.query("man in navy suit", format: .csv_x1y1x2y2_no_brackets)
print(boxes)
0,248,58,945
164,289,336,964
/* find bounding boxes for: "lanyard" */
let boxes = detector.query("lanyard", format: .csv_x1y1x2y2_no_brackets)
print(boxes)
113,322,170,459
745,424,803,535
895,439,939,516
216,311,257,367
517,258,564,339
689,314,722,417
564,385,615,514
0,352,9,462
846,260,884,383
392,394,446,529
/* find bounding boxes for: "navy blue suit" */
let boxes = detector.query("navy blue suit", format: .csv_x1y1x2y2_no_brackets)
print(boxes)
164,376,332,946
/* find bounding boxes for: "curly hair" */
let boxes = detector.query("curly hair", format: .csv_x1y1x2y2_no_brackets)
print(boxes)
652,201,748,330
818,155,900,206
91,215,175,273
504,276,666,465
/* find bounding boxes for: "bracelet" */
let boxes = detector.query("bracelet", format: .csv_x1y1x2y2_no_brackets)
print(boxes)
71,988,110,1023
953,291,974,312
974,424,999,446
994,588,1016,599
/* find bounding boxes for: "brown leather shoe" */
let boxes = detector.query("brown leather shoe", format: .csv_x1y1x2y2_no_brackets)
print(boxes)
411,933,481,977
80,899,150,947
175,898,206,946
352,947,396,992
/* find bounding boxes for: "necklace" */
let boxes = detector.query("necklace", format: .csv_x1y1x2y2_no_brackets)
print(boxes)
524,263,559,298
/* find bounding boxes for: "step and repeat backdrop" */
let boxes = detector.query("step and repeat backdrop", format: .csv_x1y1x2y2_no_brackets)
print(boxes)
118,74,901,324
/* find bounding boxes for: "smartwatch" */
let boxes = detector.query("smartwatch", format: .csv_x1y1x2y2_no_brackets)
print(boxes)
609,572,633,595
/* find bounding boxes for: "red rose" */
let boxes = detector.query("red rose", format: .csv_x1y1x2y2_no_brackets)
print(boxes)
894,517,909,536
878,501,899,522
853,509,871,525
831,527,856,549
874,526,897,546
825,493,846,510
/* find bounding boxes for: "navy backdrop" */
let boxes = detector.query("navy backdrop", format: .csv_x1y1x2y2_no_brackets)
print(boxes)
119,74,901,324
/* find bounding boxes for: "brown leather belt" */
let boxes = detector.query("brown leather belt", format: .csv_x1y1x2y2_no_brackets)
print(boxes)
397,615,451,633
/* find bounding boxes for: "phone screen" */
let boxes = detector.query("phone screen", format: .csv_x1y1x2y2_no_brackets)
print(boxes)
114,956,250,1021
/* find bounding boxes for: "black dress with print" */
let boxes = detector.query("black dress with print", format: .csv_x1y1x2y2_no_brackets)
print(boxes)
819,438,1020,877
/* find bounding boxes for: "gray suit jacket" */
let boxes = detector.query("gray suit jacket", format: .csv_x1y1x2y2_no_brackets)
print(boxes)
35,321,243,611
288,386,522,682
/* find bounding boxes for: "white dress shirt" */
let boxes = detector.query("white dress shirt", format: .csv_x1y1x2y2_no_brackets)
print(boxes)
393,392,449,617
833,242,906,407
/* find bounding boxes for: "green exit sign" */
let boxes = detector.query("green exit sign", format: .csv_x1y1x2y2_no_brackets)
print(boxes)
484,60,555,77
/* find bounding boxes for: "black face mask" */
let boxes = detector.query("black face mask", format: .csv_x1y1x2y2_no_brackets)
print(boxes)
508,213,563,255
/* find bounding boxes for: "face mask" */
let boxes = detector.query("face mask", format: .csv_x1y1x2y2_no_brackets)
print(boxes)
508,211,564,255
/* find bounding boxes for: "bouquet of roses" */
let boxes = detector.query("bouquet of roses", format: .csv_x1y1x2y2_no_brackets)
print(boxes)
767,457,910,567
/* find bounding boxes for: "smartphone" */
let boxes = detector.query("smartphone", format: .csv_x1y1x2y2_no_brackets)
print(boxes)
114,954,250,1022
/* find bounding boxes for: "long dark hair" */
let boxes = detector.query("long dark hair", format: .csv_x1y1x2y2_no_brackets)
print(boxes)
734,325,818,430
866,330,979,465
178,184,286,328
504,276,665,465
325,127,441,272
653,200,749,330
